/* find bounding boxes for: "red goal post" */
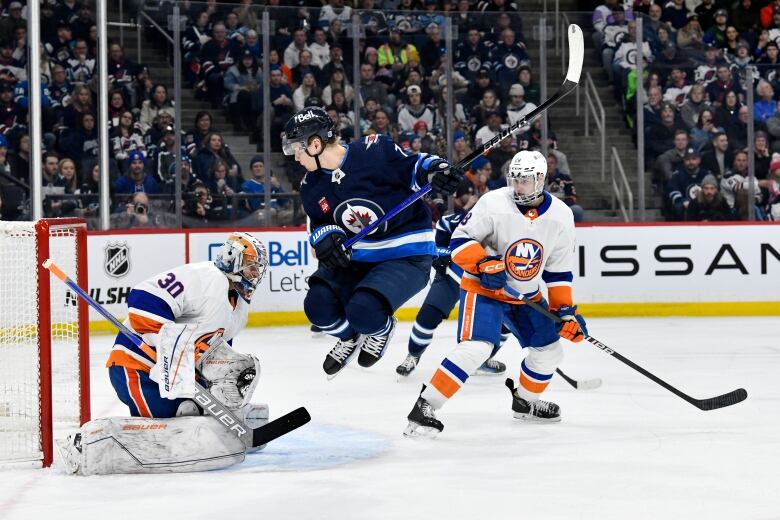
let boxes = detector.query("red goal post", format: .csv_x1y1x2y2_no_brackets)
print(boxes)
0,218,90,467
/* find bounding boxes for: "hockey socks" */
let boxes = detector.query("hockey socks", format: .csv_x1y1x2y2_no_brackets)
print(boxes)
422,340,493,409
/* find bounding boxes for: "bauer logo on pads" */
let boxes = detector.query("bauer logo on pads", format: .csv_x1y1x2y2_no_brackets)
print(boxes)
104,242,131,278
504,238,544,281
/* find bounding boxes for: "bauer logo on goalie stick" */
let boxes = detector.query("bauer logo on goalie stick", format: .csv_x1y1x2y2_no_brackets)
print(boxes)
104,242,131,278
505,239,544,281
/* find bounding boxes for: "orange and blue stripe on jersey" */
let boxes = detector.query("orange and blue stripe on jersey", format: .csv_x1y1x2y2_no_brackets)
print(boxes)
106,289,176,372
542,270,573,310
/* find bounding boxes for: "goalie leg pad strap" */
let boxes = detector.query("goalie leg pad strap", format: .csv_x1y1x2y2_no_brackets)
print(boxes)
64,416,246,475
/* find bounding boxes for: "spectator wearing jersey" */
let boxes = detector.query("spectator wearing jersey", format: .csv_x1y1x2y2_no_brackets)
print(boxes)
106,43,138,102
319,0,352,31
397,85,434,133
489,28,530,92
309,28,330,69
720,150,761,213
110,111,145,174
504,83,536,128
474,110,505,148
240,155,287,212
666,147,713,220
685,174,732,221
199,22,234,108
65,39,95,86
454,27,492,83
114,151,161,195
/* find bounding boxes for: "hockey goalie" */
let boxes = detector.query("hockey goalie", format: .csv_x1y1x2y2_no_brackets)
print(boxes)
57,232,271,475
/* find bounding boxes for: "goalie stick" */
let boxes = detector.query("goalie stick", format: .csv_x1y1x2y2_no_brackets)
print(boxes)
502,286,747,411
343,24,585,249
43,259,311,448
556,368,602,391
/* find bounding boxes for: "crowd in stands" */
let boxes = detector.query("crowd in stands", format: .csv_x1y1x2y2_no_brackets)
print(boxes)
593,0,780,221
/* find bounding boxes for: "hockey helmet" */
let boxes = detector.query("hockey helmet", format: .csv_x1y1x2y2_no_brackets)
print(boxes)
282,106,335,156
214,232,268,301
506,150,547,205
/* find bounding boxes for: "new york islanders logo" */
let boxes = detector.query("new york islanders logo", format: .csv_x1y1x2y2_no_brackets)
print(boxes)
504,239,544,281
334,198,388,235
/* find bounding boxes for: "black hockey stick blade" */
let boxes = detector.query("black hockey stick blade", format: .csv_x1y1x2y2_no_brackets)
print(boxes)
693,388,748,411
251,407,311,447
556,368,602,391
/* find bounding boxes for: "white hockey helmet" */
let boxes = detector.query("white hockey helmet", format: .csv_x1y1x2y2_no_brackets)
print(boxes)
214,232,268,301
506,150,547,205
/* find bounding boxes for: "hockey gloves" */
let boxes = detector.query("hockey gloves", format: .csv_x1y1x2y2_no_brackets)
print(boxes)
555,305,588,342
310,225,351,269
432,247,452,274
428,158,464,195
476,255,507,290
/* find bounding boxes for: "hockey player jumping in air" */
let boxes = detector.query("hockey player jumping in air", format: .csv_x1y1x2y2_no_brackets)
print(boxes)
282,106,463,378
404,150,589,437
57,233,271,474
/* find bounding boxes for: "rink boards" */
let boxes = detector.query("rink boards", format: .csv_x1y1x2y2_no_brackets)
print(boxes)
84,222,780,332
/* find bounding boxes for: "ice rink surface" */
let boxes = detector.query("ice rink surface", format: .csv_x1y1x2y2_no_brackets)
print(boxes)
1,317,778,520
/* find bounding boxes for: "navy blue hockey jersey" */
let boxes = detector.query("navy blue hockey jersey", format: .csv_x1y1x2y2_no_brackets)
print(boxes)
435,212,466,282
302,134,437,263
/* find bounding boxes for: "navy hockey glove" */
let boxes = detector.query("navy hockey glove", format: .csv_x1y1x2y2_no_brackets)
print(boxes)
310,225,351,269
475,256,507,290
555,305,588,342
432,247,452,274
428,159,464,195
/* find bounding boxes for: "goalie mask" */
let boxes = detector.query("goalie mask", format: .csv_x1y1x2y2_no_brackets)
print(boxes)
214,232,268,302
506,150,547,205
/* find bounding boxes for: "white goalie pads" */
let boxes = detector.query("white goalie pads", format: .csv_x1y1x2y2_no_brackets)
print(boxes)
198,335,261,410
56,415,247,475
149,322,200,400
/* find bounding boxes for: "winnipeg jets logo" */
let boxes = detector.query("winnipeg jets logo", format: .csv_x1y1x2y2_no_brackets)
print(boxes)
504,238,544,282
332,168,346,184
334,198,387,235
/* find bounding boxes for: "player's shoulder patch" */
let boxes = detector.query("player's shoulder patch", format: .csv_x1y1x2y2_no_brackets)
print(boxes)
364,134,381,150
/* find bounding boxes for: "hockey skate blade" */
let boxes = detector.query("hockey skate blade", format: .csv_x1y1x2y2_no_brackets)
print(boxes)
512,412,562,423
403,421,440,438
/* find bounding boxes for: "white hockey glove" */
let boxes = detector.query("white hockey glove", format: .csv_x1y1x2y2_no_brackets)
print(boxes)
197,335,260,410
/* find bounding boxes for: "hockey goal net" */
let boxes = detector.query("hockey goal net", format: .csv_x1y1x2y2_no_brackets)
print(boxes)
0,218,90,467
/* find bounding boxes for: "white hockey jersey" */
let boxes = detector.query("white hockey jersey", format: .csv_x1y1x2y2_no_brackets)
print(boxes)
450,188,576,309
106,261,250,372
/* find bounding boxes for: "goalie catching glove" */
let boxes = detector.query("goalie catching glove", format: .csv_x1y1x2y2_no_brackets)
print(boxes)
197,334,261,409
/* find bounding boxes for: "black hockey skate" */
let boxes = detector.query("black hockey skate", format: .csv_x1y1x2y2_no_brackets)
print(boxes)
323,334,363,379
505,379,561,422
475,357,506,376
395,353,421,378
404,385,443,437
358,317,397,368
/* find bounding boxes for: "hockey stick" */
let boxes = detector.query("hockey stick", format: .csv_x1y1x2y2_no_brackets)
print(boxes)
502,286,747,411
556,368,602,391
42,259,311,448
343,25,585,249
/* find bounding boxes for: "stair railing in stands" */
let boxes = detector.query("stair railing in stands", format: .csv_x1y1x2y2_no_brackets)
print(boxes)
610,146,634,222
583,72,605,182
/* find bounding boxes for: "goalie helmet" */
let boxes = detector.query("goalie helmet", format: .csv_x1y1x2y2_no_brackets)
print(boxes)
506,150,547,205
214,232,268,301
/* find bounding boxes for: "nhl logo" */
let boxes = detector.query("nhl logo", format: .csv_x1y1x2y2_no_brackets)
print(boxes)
104,242,131,278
